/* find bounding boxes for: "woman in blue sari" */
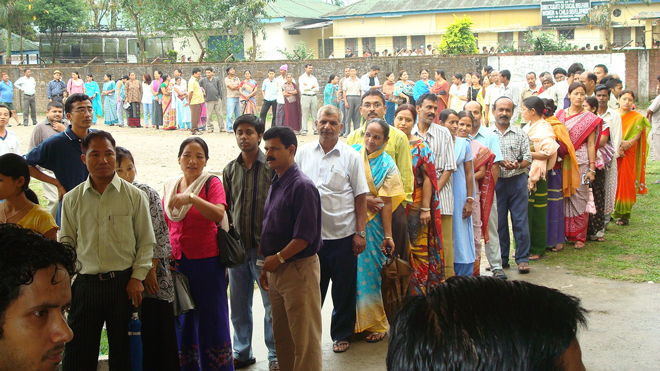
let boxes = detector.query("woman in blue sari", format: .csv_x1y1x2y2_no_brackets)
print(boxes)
352,118,406,343
412,68,434,103
85,74,103,124
102,73,118,126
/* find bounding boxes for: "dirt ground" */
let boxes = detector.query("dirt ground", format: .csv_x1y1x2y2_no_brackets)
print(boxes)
10,115,660,370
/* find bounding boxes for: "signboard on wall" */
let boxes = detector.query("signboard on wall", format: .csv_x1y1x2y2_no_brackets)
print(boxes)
541,0,592,25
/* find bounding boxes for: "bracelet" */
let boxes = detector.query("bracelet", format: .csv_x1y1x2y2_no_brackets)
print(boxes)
589,169,596,174
420,207,431,211
589,161,595,164
189,193,194,202
467,197,474,200
384,236,393,240
276,252,286,264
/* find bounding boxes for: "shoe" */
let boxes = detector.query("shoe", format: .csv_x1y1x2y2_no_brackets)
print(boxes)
491,269,507,280
269,360,280,371
332,340,350,353
502,262,510,269
234,357,256,369
518,262,531,274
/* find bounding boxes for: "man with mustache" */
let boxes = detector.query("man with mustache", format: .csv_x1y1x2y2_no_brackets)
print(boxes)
296,105,369,353
412,93,457,276
490,97,532,274
346,90,413,261
0,224,78,371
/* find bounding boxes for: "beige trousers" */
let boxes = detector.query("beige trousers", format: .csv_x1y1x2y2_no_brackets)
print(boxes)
442,215,454,277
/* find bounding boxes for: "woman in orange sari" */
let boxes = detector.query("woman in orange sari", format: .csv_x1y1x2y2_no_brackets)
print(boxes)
614,90,651,225
430,70,450,123
160,75,176,130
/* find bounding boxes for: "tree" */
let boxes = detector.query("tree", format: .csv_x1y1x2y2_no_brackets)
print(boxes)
222,0,273,62
1,0,18,64
523,31,574,52
277,41,315,60
31,0,88,63
439,15,478,56
583,0,651,49
120,0,155,63
87,0,112,29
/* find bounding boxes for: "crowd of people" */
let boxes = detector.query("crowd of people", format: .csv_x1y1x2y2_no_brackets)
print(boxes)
0,57,655,371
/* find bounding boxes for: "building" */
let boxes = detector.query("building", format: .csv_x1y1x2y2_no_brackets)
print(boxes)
323,0,660,56
0,29,39,65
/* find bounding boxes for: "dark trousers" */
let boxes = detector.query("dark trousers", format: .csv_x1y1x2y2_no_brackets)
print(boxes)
142,298,180,371
496,173,530,265
318,235,357,342
152,100,163,127
52,95,64,103
259,99,277,127
63,269,133,371
23,94,37,125
392,204,410,261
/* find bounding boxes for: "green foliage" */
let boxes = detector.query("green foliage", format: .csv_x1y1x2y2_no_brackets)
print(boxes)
166,49,178,63
223,0,273,62
277,41,315,60
31,0,88,63
204,36,244,62
497,38,516,53
582,0,652,49
523,31,574,52
440,15,478,56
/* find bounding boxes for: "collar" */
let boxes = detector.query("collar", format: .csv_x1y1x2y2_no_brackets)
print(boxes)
63,125,90,142
237,149,266,165
83,172,122,195
272,163,299,188
315,138,342,155
492,123,518,136
473,124,490,139
599,108,616,118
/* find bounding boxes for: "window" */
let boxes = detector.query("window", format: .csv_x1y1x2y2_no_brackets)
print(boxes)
362,37,375,55
317,39,334,58
613,27,632,47
498,32,514,44
104,38,118,60
558,29,575,40
635,27,645,47
518,31,531,51
345,38,358,56
288,29,300,35
393,36,407,52
411,35,425,51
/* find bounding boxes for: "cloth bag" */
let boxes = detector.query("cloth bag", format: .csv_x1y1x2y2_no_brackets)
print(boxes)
171,271,195,316
204,177,247,268
381,250,412,323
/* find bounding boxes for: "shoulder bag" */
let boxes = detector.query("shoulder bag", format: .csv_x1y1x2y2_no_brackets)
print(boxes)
205,176,247,268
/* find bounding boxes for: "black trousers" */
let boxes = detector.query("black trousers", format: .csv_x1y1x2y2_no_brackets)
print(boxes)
142,298,180,371
318,235,357,342
259,99,277,127
63,269,132,371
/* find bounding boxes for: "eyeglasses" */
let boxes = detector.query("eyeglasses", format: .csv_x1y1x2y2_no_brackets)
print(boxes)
362,103,383,110
72,107,95,114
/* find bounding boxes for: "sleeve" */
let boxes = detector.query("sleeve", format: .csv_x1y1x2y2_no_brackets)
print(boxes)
12,137,21,155
34,209,59,235
221,164,233,212
489,135,504,163
24,140,52,169
521,132,533,164
188,80,195,93
141,185,171,259
59,195,77,246
66,79,72,94
206,176,227,207
360,75,370,93
349,151,370,197
312,77,319,93
291,183,321,244
47,82,53,99
649,95,660,113
442,132,458,172
131,191,156,280
28,127,41,152
394,133,415,199
14,77,23,91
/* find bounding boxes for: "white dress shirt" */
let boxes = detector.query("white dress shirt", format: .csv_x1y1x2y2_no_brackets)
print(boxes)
298,73,319,96
599,108,623,158
14,76,37,95
275,75,295,104
295,139,369,240
360,73,380,95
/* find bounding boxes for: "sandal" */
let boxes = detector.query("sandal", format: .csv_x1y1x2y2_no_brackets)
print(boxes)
616,218,629,226
518,262,530,274
269,360,280,371
529,254,546,261
574,241,585,249
332,340,350,353
550,244,564,252
366,332,385,343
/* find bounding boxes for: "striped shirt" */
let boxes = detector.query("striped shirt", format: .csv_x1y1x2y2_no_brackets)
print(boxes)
29,118,69,151
412,123,456,215
490,124,532,179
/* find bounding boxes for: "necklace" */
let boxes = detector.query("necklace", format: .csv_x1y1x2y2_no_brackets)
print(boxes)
568,106,584,116
1,202,32,223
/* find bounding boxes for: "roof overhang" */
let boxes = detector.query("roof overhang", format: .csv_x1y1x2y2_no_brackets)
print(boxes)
284,19,332,30
631,11,660,20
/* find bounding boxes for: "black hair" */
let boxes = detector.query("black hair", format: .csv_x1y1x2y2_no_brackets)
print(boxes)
233,114,265,135
594,84,611,95
174,68,183,74
387,276,587,371
0,104,11,117
87,74,93,79
72,71,80,78
81,131,116,154
493,96,514,110
0,225,79,338
594,64,609,74
606,78,623,90
143,73,152,85
464,100,483,112
657,74,660,83
366,118,389,139
304,63,313,69
64,93,92,114
153,69,162,77
370,65,380,71
500,69,511,80
457,110,475,123
553,68,567,76
568,81,587,95
0,154,39,204
361,90,386,105
178,137,210,160
385,71,394,79
105,73,112,80
620,89,636,100
328,74,337,83
483,65,493,74
416,93,438,107
121,75,129,80
527,71,537,78
541,98,557,117
394,104,417,123
438,109,459,124
263,126,297,153
585,96,599,113
584,72,597,84
161,74,169,82
435,70,446,79
115,146,135,168
522,96,547,117
419,68,429,75
268,69,276,73
539,71,550,78
453,73,463,81
567,62,585,77
193,67,202,75
205,67,213,72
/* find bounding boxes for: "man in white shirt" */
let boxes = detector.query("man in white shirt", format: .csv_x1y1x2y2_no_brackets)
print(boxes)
551,63,584,111
14,69,38,126
646,75,660,162
260,69,278,127
0,104,20,155
299,64,319,135
579,72,597,97
274,64,293,127
360,66,381,96
484,70,502,125
295,104,368,352
520,72,539,126
498,70,520,124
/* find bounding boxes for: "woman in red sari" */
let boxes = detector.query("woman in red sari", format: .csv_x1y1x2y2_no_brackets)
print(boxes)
282,73,302,134
393,104,444,294
556,82,602,248
614,90,651,225
430,70,450,124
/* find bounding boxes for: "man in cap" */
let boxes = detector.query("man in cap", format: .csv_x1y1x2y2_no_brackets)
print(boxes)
47,70,68,103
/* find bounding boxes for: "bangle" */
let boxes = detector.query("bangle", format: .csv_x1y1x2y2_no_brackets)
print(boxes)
467,197,474,200
589,169,596,174
384,236,393,240
276,252,285,264
189,193,194,202
589,161,595,164
420,207,431,211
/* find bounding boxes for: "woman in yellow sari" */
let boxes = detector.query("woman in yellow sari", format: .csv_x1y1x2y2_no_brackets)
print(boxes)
352,118,405,343
614,90,651,225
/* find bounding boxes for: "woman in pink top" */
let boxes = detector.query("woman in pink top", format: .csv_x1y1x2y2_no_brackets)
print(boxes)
162,137,233,371
67,71,85,95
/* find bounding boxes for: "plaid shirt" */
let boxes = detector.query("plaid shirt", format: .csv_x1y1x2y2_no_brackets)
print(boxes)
491,124,532,179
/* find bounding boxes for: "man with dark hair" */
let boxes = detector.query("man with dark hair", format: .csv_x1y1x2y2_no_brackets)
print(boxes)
188,68,205,134
387,276,587,371
29,101,69,216
579,72,598,96
593,64,608,83
0,72,19,126
520,72,539,125
260,69,278,127
553,68,567,82
25,93,95,223
499,70,520,124
47,70,68,103
345,47,355,58
338,67,351,132
14,68,37,126
552,64,583,111
491,97,532,273
299,64,320,135
0,224,79,371
482,65,493,77
223,114,279,371
61,130,155,370
200,67,222,133
296,104,368,352
260,126,323,371
360,65,381,95
484,70,501,124
225,66,242,133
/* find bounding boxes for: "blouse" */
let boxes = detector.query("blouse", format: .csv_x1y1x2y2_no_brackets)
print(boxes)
324,84,339,106
67,78,85,95
125,79,142,103
141,82,153,104
17,204,58,236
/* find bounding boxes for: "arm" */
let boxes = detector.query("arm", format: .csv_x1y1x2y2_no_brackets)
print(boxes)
437,170,452,191
491,162,500,184
586,131,597,182
29,166,65,200
127,192,156,306
379,196,395,254
419,170,432,225
14,77,24,91
47,82,53,100
598,132,610,149
474,163,487,181
463,160,474,219
352,193,367,255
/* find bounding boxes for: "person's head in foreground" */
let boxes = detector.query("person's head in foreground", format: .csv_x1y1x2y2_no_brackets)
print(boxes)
387,276,587,371
0,224,80,371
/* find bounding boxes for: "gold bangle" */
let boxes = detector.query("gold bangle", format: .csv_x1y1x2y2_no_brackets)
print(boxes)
276,252,285,264
384,236,393,240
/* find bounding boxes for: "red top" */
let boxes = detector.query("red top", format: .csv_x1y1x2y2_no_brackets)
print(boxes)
164,176,227,259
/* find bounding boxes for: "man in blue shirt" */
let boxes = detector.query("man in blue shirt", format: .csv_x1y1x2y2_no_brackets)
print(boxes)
260,69,278,127
47,70,68,103
465,101,507,280
0,72,18,126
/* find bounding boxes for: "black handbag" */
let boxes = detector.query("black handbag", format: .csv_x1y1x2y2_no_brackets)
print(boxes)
205,176,247,268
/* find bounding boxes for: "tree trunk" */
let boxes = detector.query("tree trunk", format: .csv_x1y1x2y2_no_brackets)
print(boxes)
251,29,257,61
5,27,11,65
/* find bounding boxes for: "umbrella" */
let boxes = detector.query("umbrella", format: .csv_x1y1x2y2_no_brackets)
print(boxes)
172,271,195,316
128,308,143,371
380,251,412,323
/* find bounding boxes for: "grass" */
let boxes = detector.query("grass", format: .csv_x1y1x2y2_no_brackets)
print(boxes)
537,161,660,282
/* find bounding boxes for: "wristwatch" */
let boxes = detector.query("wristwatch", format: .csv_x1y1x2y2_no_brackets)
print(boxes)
357,231,366,238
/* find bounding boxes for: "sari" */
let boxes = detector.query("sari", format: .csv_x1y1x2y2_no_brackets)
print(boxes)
430,80,450,124
557,109,602,243
173,83,191,129
525,119,558,190
324,83,339,107
614,111,651,220
161,82,176,130
283,82,302,133
393,80,414,104
352,143,405,334
413,79,433,103
452,137,475,275
102,81,118,126
152,79,163,128
85,81,103,124
239,79,257,114
406,139,444,295
469,139,495,276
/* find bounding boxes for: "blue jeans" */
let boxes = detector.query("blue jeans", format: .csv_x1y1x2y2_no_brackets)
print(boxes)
229,247,277,362
385,101,396,125
496,173,531,265
142,102,152,127
226,97,241,132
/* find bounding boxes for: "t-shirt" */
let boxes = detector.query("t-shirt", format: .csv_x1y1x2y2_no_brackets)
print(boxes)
18,204,58,236
225,76,241,99
0,81,13,102
187,76,204,105
648,93,660,128
343,77,361,96
0,129,21,155
141,82,153,104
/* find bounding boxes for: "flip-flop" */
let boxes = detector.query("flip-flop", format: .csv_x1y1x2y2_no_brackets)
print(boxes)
333,340,350,353
529,254,546,261
366,332,385,343
518,262,531,274
574,242,586,249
